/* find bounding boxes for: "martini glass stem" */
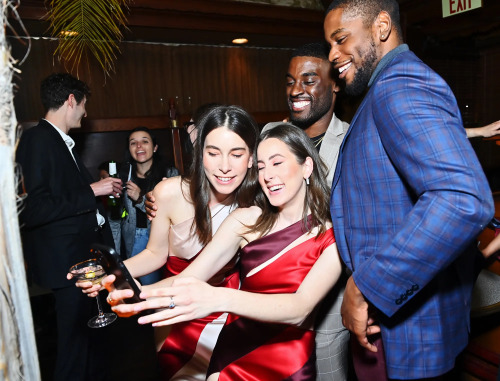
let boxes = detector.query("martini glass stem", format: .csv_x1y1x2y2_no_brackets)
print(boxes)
96,293,106,317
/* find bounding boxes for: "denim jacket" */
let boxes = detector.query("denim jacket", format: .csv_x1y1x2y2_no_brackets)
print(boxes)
109,164,179,258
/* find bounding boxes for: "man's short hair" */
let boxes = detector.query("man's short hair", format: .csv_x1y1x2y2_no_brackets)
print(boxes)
326,0,402,37
291,41,330,61
40,73,90,112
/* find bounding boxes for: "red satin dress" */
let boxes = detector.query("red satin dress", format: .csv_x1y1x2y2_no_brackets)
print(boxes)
208,220,336,381
158,204,239,380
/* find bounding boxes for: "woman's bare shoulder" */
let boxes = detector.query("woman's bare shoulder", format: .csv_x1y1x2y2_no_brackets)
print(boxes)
152,176,185,203
229,205,262,225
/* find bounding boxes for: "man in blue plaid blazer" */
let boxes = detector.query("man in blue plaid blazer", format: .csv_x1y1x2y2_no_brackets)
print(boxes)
325,0,494,379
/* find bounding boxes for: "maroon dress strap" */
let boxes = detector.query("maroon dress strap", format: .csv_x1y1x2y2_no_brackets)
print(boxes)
240,217,312,279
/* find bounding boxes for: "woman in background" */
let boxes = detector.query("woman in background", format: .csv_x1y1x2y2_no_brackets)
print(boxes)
110,126,178,285
183,103,221,146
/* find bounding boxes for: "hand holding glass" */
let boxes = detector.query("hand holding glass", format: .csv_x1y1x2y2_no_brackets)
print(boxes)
69,259,117,328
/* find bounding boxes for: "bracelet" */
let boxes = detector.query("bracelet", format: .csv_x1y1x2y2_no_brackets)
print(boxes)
133,195,144,205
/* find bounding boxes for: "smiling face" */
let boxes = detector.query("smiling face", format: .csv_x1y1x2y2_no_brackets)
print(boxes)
286,56,336,129
257,138,312,212
128,130,157,165
324,8,380,96
203,126,254,203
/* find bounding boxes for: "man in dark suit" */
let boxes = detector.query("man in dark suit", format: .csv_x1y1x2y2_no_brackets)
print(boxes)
325,0,494,380
16,73,123,381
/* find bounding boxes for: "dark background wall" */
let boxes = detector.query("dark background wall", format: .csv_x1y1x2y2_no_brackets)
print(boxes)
10,38,291,121
10,38,293,177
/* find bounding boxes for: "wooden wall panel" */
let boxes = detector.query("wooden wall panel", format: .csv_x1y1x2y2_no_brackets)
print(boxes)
10,38,291,122
403,54,500,190
425,57,482,127
482,47,500,126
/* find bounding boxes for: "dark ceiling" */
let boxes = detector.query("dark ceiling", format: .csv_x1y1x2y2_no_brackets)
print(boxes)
10,0,500,55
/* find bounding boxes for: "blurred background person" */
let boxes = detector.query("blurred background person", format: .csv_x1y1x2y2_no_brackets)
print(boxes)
97,160,111,179
183,102,221,146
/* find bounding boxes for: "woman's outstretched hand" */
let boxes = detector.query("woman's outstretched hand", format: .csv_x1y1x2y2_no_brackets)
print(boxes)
103,274,144,318
128,277,219,326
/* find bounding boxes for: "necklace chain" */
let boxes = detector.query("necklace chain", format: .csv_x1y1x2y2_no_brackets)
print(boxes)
314,135,325,147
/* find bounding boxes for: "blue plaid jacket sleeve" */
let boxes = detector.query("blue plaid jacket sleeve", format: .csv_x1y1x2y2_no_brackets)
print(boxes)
350,53,494,318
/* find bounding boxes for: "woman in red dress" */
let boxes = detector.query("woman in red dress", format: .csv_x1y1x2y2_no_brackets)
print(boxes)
108,124,343,380
78,105,260,380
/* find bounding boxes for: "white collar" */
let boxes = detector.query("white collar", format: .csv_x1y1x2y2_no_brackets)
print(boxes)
44,119,75,150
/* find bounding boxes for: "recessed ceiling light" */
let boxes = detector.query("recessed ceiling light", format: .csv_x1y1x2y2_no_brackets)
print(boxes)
232,38,248,45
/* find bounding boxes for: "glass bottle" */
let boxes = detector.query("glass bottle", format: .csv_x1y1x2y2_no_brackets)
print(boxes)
108,161,122,220
169,98,178,128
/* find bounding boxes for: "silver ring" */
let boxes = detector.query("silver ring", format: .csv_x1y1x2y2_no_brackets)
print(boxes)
107,296,114,303
168,296,175,309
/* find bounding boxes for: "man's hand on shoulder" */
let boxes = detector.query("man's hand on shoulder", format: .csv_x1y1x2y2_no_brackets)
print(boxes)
91,177,123,197
145,191,157,221
145,177,172,220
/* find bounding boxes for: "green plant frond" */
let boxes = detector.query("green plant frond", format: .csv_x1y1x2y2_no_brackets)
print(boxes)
91,1,129,23
48,0,130,77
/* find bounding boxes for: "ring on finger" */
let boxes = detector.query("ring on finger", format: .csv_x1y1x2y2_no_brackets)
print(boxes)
107,295,114,303
169,296,175,309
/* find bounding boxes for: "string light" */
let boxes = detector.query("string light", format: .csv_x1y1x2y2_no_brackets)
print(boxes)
59,30,79,37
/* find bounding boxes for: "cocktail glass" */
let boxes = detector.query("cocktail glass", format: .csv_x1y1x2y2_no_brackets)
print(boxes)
69,259,117,328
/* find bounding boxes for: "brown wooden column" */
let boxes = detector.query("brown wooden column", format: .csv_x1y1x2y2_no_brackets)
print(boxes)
170,127,184,175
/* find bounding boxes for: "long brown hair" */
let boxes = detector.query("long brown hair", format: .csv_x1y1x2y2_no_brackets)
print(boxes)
184,105,261,245
251,123,331,237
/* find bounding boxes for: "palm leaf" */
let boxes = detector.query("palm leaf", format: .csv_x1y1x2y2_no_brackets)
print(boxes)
48,0,129,76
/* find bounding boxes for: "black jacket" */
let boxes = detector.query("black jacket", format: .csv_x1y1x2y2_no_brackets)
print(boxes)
17,120,114,289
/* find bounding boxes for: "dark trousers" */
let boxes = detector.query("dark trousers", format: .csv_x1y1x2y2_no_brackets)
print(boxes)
52,286,107,381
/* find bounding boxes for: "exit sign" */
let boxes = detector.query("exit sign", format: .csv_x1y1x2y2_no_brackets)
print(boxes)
442,0,482,17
